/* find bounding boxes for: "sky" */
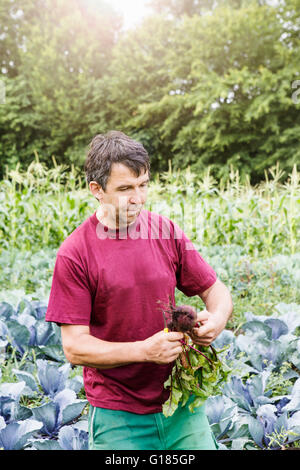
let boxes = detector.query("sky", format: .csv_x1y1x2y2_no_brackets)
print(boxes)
109,0,151,29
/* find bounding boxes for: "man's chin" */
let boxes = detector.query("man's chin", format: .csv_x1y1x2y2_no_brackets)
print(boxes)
127,211,140,222
118,210,140,226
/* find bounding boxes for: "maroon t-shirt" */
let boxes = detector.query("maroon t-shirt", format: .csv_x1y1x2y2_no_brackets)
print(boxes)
45,209,217,414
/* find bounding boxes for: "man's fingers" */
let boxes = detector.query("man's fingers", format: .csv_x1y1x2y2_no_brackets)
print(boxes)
196,310,209,324
193,323,211,337
164,331,184,341
173,345,184,355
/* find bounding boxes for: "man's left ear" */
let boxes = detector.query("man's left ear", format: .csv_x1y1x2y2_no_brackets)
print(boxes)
89,181,103,201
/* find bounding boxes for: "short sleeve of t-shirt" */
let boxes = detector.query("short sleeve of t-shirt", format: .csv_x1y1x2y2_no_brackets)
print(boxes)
172,222,217,296
45,254,92,325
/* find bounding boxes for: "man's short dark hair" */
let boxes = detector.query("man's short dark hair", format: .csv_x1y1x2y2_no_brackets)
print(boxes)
84,131,151,191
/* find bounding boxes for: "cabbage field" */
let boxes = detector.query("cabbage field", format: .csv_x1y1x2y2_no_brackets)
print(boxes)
0,158,299,450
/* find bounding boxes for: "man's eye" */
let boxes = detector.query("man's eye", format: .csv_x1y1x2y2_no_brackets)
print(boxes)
119,184,148,191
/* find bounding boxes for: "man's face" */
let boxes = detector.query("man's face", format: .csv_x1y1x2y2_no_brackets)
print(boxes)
90,162,149,229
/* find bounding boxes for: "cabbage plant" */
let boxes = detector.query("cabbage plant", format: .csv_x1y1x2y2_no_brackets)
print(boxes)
0,416,42,450
30,388,87,437
1,298,299,450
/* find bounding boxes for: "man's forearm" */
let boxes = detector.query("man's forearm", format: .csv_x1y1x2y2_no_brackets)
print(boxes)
61,325,184,369
202,279,233,324
62,329,143,369
189,279,233,346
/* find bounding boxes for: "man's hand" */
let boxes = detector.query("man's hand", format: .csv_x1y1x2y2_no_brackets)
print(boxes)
188,279,233,346
189,309,228,347
141,330,184,364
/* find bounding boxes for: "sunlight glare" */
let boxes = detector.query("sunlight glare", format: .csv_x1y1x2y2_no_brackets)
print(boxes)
109,0,150,28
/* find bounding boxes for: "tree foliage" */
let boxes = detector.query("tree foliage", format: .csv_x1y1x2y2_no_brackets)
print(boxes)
147,0,272,18
0,0,299,182
0,0,120,176
128,2,300,181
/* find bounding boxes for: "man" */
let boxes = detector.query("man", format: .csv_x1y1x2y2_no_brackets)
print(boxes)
45,130,233,450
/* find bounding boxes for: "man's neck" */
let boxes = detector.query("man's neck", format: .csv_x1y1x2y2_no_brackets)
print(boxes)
96,208,136,230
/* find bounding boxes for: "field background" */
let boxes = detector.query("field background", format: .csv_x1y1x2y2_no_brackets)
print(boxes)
0,160,299,450
0,158,299,321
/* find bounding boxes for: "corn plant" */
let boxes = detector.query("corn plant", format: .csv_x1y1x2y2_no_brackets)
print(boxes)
0,156,299,256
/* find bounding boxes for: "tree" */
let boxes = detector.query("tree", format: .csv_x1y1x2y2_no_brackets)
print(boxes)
147,0,269,18
0,0,121,178
128,2,300,182
0,0,37,78
97,15,178,174
1,0,299,181
147,0,216,17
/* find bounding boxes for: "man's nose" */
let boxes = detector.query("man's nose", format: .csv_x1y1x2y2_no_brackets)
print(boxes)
129,188,144,205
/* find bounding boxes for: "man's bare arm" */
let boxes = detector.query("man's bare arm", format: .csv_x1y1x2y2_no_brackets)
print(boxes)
60,324,183,369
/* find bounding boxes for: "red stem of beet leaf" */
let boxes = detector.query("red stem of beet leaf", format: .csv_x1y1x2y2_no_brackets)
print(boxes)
182,343,192,368
209,345,218,361
175,362,183,390
199,367,203,387
180,339,215,367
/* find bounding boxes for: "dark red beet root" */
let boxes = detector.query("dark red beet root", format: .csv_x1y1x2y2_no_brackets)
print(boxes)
167,305,197,333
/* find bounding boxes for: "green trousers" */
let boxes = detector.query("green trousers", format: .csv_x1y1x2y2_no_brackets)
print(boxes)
88,401,218,451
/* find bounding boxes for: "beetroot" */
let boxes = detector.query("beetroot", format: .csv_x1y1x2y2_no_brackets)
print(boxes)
160,299,198,333
167,305,197,332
